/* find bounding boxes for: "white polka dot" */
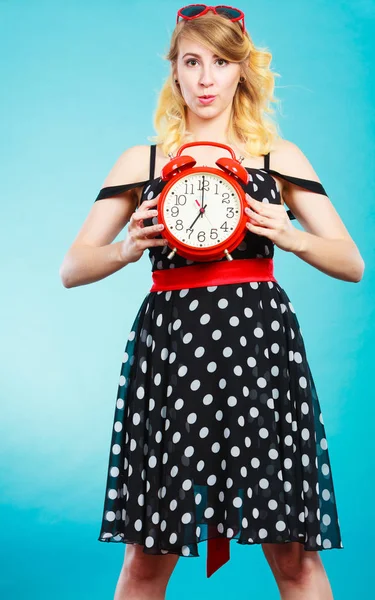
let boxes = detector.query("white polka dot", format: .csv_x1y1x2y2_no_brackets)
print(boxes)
212,329,222,340
229,316,239,326
199,427,209,438
218,298,228,309
195,346,205,358
207,361,217,372
223,347,233,357
189,299,199,311
185,446,194,457
190,379,201,391
200,313,210,325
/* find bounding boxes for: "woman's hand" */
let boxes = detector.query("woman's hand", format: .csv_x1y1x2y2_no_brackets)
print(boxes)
244,193,300,253
120,194,168,264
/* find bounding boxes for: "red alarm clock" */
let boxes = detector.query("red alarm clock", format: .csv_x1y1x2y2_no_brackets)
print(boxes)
158,141,249,262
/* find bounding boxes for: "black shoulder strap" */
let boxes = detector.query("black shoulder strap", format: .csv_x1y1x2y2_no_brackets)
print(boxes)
268,169,328,196
95,180,149,201
149,144,156,180
264,152,270,170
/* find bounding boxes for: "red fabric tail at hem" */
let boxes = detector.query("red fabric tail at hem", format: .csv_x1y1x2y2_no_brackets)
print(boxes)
207,527,230,578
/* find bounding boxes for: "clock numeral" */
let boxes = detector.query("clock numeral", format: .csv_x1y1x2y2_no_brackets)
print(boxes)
184,182,194,195
214,183,220,195
226,207,235,218
171,206,179,217
221,193,230,204
175,194,187,206
198,178,210,192
220,221,229,232
210,228,218,240
186,228,194,239
175,220,184,231
197,231,206,242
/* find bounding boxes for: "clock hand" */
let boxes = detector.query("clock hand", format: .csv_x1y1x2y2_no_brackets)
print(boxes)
188,204,207,231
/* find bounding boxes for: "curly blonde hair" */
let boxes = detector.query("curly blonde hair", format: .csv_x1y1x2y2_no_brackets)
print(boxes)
148,12,281,158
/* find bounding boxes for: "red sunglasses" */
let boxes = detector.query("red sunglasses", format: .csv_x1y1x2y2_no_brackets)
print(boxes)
176,4,246,33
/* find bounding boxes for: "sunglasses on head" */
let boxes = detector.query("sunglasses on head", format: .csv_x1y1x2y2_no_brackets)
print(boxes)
176,4,246,33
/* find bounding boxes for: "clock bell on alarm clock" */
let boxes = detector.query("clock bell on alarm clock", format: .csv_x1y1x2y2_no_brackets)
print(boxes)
158,141,249,262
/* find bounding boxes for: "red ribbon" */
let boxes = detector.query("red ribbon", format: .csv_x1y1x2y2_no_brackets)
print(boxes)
150,258,276,291
150,257,277,576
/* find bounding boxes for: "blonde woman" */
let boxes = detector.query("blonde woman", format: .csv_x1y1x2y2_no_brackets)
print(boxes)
60,5,364,599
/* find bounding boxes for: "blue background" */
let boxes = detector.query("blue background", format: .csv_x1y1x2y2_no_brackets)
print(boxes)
1,1,374,598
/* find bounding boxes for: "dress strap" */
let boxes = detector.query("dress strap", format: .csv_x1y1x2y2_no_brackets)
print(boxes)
149,144,156,181
264,152,270,170
95,180,149,202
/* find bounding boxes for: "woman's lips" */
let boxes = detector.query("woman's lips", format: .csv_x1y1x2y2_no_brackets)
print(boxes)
198,96,216,105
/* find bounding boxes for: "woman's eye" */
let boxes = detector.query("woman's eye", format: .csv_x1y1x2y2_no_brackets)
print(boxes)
185,59,227,66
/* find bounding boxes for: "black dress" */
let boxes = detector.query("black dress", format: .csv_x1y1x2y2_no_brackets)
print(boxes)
95,144,343,577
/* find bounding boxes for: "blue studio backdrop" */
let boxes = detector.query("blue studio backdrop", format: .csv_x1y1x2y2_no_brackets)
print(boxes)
1,1,374,599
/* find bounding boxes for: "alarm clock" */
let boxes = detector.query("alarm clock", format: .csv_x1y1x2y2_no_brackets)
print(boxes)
158,141,249,262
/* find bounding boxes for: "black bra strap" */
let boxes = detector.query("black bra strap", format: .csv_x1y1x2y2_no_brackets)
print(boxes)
264,152,270,170
149,144,156,180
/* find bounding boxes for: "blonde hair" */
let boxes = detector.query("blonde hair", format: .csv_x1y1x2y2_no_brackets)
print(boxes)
148,12,281,158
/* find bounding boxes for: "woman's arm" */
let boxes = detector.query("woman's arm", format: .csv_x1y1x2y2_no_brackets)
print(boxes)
59,145,149,288
272,140,365,282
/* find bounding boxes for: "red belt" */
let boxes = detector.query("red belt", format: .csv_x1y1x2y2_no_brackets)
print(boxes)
150,257,276,577
150,258,276,292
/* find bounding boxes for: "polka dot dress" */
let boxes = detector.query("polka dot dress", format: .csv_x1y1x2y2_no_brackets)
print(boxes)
97,166,343,566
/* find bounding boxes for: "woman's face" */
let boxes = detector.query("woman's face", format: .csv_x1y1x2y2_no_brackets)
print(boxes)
174,37,242,120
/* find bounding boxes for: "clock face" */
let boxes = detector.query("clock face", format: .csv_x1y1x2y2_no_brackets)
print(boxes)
162,171,242,249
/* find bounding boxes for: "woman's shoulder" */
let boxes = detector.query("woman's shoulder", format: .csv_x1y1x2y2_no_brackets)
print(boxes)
268,138,320,181
100,144,152,188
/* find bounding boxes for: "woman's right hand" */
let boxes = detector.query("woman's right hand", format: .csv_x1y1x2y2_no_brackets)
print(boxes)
120,194,168,264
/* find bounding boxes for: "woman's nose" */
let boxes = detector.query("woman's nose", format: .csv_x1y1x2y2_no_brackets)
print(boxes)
199,70,214,88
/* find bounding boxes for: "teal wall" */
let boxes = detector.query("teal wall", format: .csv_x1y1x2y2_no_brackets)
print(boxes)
1,1,374,598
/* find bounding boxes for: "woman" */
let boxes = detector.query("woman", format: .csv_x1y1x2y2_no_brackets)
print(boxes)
60,5,364,600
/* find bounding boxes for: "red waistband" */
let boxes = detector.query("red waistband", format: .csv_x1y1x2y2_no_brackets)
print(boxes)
150,258,276,292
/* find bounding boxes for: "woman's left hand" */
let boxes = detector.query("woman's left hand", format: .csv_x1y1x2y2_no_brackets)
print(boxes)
244,193,300,253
